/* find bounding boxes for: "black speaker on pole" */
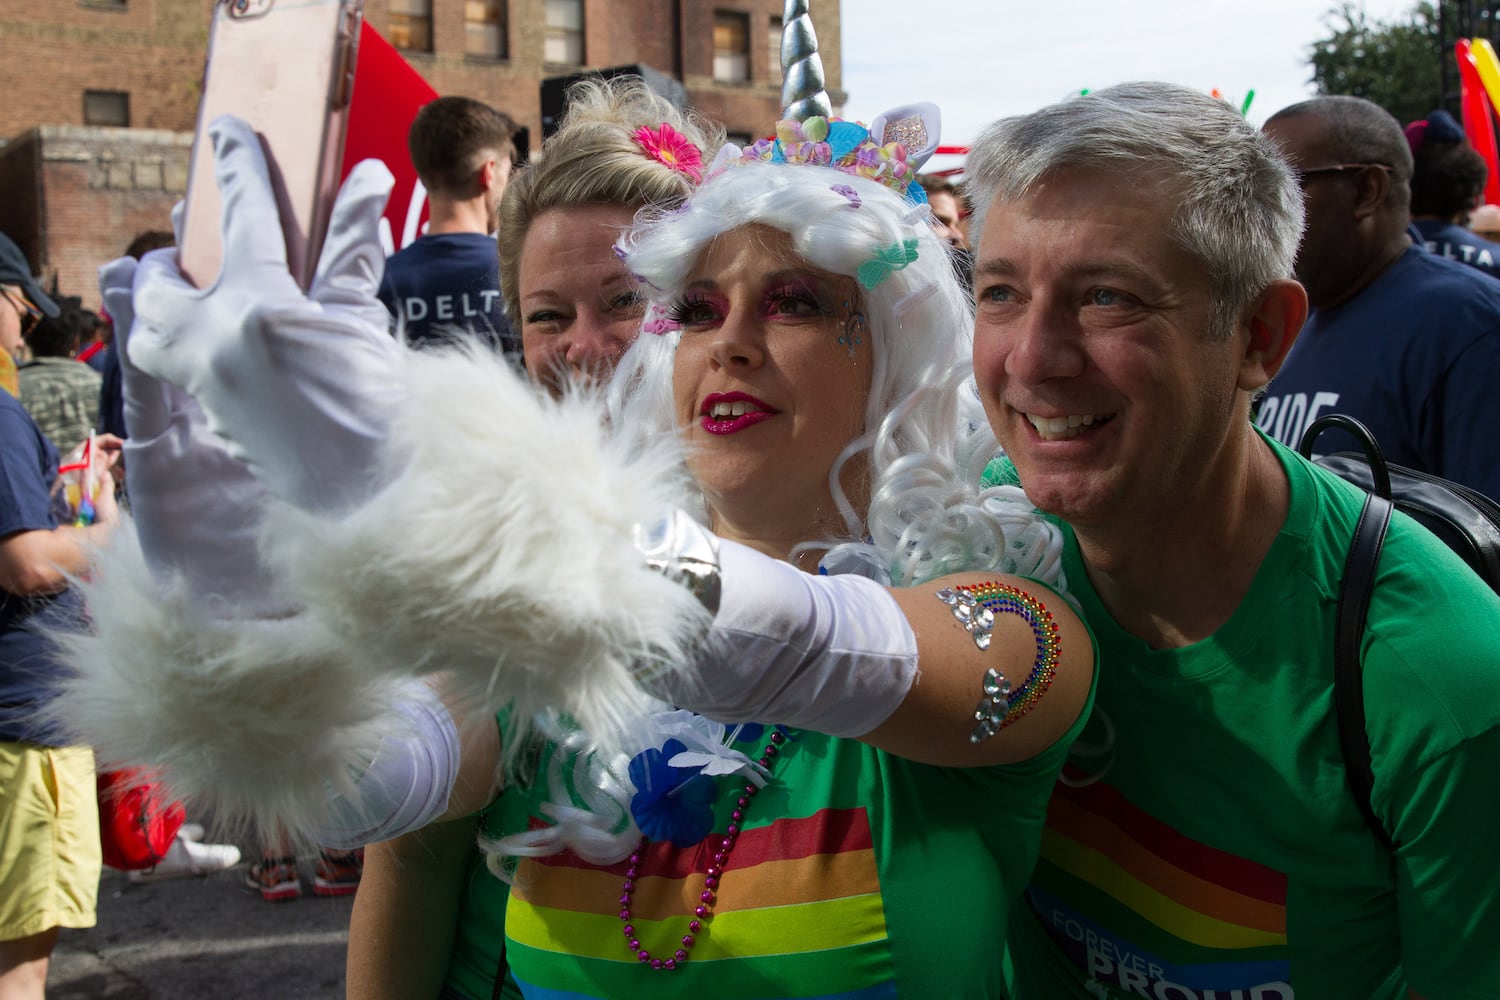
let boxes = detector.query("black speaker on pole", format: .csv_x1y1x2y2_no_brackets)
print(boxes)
511,126,532,167
539,63,687,140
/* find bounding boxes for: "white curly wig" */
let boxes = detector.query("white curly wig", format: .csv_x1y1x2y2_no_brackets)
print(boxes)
608,161,1060,588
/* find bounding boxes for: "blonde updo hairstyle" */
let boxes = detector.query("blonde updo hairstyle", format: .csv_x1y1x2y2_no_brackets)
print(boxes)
496,77,724,328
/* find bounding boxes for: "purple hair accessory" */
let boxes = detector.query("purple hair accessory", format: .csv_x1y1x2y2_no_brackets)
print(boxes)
831,184,861,208
629,271,664,293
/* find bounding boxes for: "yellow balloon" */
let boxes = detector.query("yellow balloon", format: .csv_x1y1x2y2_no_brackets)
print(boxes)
1469,38,1500,116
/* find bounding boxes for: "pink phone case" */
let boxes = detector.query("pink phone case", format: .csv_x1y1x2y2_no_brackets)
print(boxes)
178,0,364,290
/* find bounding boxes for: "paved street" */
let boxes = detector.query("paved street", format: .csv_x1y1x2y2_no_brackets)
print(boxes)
48,850,353,1000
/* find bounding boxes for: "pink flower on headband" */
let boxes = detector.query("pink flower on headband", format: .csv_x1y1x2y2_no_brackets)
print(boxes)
641,302,681,336
633,123,703,182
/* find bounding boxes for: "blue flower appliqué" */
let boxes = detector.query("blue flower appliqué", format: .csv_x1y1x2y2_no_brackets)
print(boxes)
628,738,717,848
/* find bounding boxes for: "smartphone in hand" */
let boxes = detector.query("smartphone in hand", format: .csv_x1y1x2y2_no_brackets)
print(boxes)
178,0,365,290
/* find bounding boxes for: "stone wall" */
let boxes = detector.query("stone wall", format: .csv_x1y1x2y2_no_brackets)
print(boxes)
0,126,190,306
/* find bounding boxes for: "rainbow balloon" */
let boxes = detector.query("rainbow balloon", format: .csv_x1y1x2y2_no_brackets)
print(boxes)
1455,40,1500,205
1470,39,1500,117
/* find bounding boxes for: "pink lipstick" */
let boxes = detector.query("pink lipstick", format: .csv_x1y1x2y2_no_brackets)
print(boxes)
700,391,778,435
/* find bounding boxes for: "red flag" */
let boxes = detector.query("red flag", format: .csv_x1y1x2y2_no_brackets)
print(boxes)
340,22,438,253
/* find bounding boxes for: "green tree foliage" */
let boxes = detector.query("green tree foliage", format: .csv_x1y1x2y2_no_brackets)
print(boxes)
1308,1,1447,125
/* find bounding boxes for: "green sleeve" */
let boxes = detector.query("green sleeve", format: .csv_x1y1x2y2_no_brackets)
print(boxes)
1361,597,1500,998
980,454,1021,488
1388,724,1500,997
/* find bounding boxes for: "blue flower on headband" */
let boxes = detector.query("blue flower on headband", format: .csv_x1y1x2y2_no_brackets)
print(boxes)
827,120,873,161
628,738,716,847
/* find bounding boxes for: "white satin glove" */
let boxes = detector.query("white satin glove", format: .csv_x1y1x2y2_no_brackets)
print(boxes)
128,114,405,515
648,537,919,738
103,256,288,618
313,679,461,850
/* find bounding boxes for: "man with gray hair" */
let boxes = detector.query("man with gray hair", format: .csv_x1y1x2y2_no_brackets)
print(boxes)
967,81,1500,998
1257,95,1500,500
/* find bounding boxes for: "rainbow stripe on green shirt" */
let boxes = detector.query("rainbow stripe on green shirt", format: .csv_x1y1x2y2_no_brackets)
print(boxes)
506,807,897,999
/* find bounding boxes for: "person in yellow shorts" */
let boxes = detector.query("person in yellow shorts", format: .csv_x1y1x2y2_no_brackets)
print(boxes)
1,230,119,1000
0,746,101,976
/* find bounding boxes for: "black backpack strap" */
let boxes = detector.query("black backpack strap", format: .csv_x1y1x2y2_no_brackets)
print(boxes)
1336,492,1395,852
489,939,509,1000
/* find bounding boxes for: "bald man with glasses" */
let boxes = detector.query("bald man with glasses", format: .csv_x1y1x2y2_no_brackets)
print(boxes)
1257,96,1500,501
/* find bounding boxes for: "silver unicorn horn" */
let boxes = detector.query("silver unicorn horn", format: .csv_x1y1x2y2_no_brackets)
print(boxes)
781,0,832,121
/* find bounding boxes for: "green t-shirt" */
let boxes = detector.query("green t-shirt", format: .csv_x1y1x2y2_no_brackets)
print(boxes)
443,846,519,1000
989,434,1500,999
444,699,1094,999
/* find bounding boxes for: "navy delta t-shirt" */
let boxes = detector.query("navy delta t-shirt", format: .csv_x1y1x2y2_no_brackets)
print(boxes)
1413,218,1500,280
377,232,519,356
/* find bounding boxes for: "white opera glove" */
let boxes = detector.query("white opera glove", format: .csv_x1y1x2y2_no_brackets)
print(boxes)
314,678,461,850
103,256,288,618
128,114,405,515
643,527,919,738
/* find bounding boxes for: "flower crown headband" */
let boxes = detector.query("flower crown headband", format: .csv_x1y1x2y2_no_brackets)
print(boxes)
705,103,942,208
630,101,945,338
629,1,947,326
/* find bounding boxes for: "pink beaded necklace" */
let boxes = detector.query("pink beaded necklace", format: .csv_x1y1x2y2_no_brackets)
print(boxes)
618,727,787,971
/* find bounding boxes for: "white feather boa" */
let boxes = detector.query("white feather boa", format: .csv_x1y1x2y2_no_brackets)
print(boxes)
47,525,399,839
261,345,709,755
51,345,706,837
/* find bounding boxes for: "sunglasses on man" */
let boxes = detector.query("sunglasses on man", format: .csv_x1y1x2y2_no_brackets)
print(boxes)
1294,162,1393,187
2,286,43,336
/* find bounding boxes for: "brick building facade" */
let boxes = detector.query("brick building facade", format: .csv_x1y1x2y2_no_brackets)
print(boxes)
0,0,844,304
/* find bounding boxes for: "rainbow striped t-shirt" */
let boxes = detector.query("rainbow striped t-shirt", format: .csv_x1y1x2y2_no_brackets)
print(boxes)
466,718,1085,999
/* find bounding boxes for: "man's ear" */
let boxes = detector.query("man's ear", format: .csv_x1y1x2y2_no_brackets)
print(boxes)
1238,278,1308,391
477,156,499,196
1351,164,1391,221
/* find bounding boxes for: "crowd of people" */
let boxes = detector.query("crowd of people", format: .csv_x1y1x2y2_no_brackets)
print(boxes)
4,45,1500,1000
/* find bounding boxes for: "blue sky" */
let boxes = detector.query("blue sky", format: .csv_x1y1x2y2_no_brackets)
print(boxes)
838,0,1417,168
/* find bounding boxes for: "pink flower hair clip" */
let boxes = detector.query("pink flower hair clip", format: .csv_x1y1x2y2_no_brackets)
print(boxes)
641,302,682,336
633,123,704,182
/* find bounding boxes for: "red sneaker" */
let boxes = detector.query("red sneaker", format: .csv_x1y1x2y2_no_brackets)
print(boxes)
312,847,363,897
243,856,301,902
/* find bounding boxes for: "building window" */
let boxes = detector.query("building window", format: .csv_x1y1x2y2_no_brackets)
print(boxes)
767,15,781,82
83,90,129,127
466,0,506,58
544,0,583,65
389,0,433,53
713,11,750,83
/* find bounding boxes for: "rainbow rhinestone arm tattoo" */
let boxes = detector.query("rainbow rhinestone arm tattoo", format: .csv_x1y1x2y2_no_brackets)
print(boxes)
935,582,1062,743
